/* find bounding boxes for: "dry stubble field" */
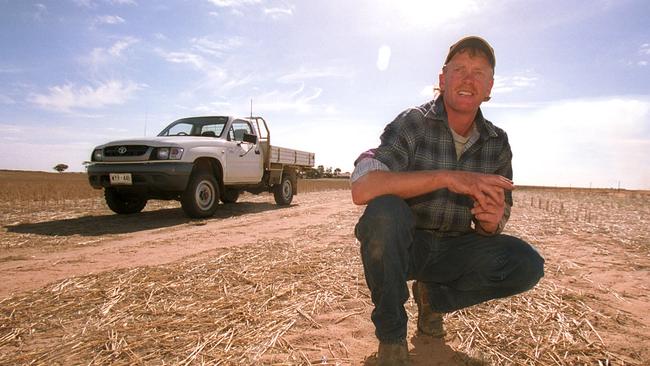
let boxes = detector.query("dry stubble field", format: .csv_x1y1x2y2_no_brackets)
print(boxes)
0,170,649,365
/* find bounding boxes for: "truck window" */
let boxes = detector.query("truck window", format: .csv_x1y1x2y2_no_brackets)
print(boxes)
158,117,228,137
229,120,254,141
166,123,193,136
200,124,225,137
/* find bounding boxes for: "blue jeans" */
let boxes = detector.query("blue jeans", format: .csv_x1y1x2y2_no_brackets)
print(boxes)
355,195,545,343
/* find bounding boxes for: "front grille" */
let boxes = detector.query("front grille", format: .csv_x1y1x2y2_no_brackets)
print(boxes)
104,145,149,157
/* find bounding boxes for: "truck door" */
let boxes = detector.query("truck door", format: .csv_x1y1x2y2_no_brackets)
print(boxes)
225,120,263,183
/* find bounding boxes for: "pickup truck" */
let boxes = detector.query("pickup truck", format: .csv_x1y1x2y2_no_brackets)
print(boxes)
87,116,315,218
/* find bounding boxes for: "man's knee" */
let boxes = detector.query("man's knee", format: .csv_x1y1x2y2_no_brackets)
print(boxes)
356,195,413,235
366,195,412,220
507,237,545,291
355,195,414,262
524,244,545,288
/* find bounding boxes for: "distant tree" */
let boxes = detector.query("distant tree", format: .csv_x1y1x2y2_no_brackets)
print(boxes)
316,165,325,177
53,163,69,173
302,167,320,179
334,168,341,176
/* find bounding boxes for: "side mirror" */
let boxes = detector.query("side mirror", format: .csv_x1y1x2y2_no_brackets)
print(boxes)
243,133,258,144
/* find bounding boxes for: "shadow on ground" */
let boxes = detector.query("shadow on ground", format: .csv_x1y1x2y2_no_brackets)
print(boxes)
5,202,287,237
363,335,486,366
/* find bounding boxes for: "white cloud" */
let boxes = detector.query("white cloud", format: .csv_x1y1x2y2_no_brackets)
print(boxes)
159,50,209,70
638,44,650,67
264,6,293,19
0,124,22,134
0,66,22,74
492,74,538,94
72,0,94,7
208,0,261,7
230,8,244,16
0,94,15,104
109,37,138,56
640,43,650,55
191,36,243,56
369,0,484,32
83,37,138,66
33,3,47,21
206,0,261,16
157,47,252,99
73,0,136,6
491,96,650,189
253,84,325,113
30,80,143,112
277,66,353,83
191,101,233,114
94,15,125,25
108,0,136,4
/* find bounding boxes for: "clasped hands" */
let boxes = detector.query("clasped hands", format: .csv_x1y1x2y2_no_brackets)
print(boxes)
447,171,513,233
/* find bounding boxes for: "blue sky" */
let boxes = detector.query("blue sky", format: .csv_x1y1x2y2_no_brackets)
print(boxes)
1,0,649,189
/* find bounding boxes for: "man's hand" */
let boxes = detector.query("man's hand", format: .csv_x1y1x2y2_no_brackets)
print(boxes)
445,171,511,234
471,192,505,234
445,171,513,210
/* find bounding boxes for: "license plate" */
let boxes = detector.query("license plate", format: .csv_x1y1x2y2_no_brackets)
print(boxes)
109,173,132,185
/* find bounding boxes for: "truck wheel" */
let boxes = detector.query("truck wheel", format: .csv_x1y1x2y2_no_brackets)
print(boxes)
181,173,219,218
104,188,147,214
221,188,240,204
273,175,293,206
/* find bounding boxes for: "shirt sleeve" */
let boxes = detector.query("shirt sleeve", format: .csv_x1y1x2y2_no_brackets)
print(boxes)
349,158,389,183
371,109,421,172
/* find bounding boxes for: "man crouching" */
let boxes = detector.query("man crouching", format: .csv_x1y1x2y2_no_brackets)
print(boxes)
350,36,544,365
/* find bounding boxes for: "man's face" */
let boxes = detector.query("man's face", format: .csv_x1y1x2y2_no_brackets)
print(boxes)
439,49,494,115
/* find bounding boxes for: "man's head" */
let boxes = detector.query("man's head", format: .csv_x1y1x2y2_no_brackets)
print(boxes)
439,36,495,115
445,36,495,71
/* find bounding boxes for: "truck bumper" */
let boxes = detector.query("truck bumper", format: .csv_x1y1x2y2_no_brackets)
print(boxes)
87,162,193,191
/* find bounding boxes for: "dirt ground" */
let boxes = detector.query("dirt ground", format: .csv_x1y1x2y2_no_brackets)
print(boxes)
1,188,649,365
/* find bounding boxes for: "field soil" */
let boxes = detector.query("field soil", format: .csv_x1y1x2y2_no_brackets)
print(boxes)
1,181,649,365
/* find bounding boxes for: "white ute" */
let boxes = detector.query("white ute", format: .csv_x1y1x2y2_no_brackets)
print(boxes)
87,116,315,218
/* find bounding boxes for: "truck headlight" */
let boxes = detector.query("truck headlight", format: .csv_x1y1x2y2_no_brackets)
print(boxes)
157,147,170,160
169,147,183,159
156,147,183,160
92,149,103,161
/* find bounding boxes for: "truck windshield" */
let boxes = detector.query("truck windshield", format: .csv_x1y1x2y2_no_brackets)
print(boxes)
158,117,228,137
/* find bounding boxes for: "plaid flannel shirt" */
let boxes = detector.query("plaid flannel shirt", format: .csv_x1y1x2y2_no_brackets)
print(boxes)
353,96,513,236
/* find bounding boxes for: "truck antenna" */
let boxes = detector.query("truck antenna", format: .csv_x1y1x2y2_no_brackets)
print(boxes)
250,98,253,118
144,105,148,136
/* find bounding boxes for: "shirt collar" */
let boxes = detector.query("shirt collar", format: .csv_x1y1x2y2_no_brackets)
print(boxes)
424,96,498,140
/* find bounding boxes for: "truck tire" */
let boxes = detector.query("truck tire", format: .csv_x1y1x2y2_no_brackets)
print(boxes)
273,175,293,206
221,188,240,204
181,173,219,218
104,188,147,214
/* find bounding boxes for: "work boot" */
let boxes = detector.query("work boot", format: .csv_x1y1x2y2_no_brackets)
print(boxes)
377,339,410,366
412,281,446,338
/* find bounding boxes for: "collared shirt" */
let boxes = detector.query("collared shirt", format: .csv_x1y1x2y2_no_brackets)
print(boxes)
351,96,513,236
450,123,479,159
